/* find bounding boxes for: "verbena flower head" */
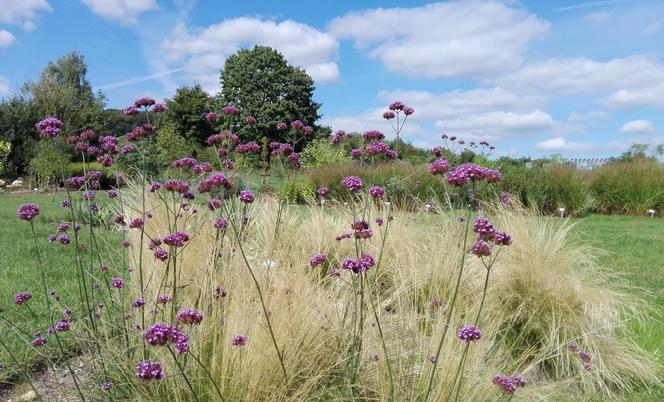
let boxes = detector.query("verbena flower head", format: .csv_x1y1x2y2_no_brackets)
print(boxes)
162,231,190,247
369,186,385,199
14,292,32,305
222,105,240,115
317,187,329,197
132,298,146,308
246,115,257,125
111,278,125,288
446,163,501,186
351,148,363,159
17,204,40,221
234,141,261,154
55,319,71,332
403,106,415,116
492,374,517,394
205,112,218,122
136,360,164,381
291,120,305,130
383,111,395,120
341,253,375,273
500,191,511,204
512,375,527,388
473,217,495,241
177,308,205,325
389,101,405,111
143,322,189,353
123,106,139,116
239,190,255,203
128,217,144,229
457,325,482,342
579,351,592,363
494,231,512,246
133,97,156,108
213,286,227,300
101,383,112,391
429,158,449,176
153,103,166,112
36,116,63,138
363,130,385,141
32,335,47,347
309,254,327,268
198,173,234,192
214,218,228,229
341,176,363,192
471,240,492,257
232,335,247,346
154,247,168,261
277,121,287,130
59,234,70,245
163,179,189,194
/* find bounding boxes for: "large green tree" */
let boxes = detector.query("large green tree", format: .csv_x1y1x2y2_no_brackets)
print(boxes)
0,95,40,177
163,84,215,147
218,46,322,144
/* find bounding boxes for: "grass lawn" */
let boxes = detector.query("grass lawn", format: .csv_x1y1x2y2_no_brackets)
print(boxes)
0,192,121,384
571,214,664,400
1,192,662,399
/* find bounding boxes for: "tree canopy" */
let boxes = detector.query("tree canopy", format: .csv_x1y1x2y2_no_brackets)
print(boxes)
218,45,322,144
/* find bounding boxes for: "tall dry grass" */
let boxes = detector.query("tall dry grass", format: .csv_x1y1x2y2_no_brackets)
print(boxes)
106,186,660,401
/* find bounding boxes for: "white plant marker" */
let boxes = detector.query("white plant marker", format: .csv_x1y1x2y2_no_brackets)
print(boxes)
559,208,565,218
648,209,656,218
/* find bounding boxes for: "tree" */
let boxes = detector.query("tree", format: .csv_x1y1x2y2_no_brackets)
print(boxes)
0,94,40,177
24,51,106,134
163,84,215,147
219,46,322,145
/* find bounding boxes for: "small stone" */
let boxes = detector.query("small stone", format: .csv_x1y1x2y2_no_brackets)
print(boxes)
18,390,37,401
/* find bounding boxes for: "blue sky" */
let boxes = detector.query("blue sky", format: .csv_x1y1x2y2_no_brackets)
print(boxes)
1,0,664,158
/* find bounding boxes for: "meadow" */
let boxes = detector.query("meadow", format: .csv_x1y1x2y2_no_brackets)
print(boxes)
1,192,662,401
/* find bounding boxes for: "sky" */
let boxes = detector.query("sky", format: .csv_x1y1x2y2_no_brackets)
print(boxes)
1,0,664,158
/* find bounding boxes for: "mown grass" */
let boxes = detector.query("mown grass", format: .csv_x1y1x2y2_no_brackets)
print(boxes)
571,214,664,400
0,192,662,400
0,192,121,384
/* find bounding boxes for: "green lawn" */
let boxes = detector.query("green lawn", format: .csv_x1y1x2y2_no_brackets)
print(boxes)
1,193,662,399
0,192,121,384
571,215,664,400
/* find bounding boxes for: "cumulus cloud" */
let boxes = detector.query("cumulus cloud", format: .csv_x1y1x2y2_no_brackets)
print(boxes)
534,137,597,152
329,1,548,78
495,55,664,108
620,119,655,134
0,30,16,47
0,76,10,97
79,0,157,24
160,18,339,93
0,0,51,30
436,110,554,141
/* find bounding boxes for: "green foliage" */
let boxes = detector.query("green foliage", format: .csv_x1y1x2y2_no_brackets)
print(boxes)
0,95,41,178
155,123,195,166
276,177,315,203
28,140,71,187
219,45,322,145
101,108,145,137
300,139,349,169
164,84,215,146
0,140,10,176
590,159,664,214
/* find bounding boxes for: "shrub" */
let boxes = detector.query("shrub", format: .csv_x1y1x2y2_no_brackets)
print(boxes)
300,139,349,169
275,177,315,203
590,158,664,215
308,162,447,208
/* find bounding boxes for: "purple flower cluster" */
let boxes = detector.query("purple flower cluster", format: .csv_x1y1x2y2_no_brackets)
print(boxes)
332,130,346,144
214,218,229,229
470,217,512,257
239,190,255,203
341,176,363,192
111,278,125,289
317,186,329,197
17,204,40,221
133,97,155,108
36,116,63,138
457,325,482,342
369,186,385,199
14,292,32,305
222,105,240,115
309,254,327,268
231,335,247,346
198,173,234,192
362,130,385,141
492,374,526,394
428,158,449,176
234,141,261,154
163,179,189,193
162,231,190,247
128,217,144,229
341,253,375,273
143,322,189,354
136,360,164,381
471,240,492,257
446,163,501,187
176,308,205,325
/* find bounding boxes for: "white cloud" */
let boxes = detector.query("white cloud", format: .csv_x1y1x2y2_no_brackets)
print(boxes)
534,137,597,152
79,0,157,24
436,110,554,141
160,18,339,93
0,0,51,30
567,110,607,122
0,30,16,47
620,119,655,134
496,55,664,108
329,1,548,78
0,76,10,97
